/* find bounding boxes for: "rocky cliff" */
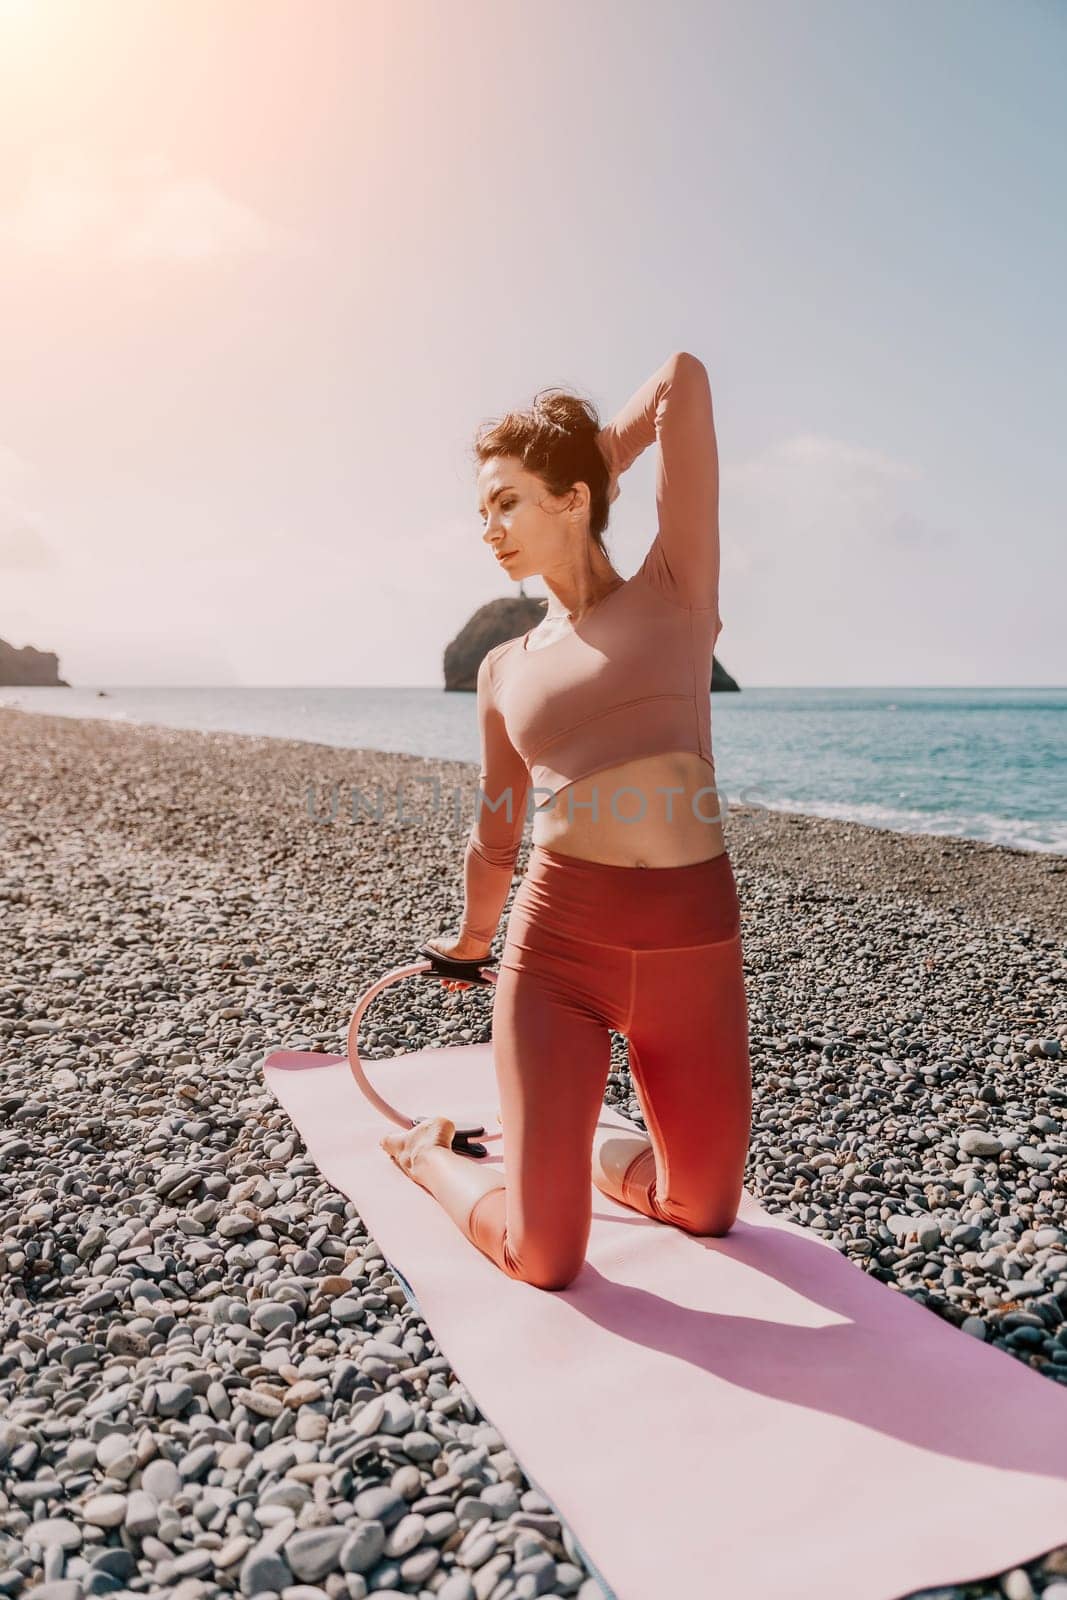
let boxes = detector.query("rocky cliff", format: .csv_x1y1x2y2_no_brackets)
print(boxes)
0,637,69,687
444,597,739,692
443,597,549,690
711,653,739,693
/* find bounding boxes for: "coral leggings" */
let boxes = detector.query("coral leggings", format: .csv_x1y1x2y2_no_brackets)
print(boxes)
465,842,752,1289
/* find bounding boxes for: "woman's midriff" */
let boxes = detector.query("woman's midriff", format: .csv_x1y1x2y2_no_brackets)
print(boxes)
529,750,725,868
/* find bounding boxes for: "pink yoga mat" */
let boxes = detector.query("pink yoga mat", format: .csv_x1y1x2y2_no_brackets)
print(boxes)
263,1044,1067,1600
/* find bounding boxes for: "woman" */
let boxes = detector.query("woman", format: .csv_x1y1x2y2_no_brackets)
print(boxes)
381,350,752,1290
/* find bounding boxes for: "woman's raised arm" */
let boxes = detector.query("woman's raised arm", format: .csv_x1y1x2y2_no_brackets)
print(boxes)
596,350,719,612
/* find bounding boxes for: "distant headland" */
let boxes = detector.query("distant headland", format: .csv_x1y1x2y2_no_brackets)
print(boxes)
0,636,70,687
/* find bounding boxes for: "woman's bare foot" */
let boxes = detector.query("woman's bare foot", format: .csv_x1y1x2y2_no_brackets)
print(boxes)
380,1116,456,1184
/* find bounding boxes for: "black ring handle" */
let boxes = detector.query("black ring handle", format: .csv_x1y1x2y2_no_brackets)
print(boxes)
410,1114,488,1160
416,942,498,987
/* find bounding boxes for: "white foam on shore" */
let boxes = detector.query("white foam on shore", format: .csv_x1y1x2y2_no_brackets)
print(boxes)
721,790,1067,856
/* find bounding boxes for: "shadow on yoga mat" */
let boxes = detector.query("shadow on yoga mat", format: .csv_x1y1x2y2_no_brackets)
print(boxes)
264,1045,1067,1600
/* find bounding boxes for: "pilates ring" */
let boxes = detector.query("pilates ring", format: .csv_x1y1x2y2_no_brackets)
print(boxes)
345,942,499,1160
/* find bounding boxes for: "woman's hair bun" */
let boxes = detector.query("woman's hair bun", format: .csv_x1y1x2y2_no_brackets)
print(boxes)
531,388,599,437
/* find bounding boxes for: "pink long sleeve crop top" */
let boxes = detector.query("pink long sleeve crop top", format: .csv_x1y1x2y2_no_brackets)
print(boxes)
459,350,723,947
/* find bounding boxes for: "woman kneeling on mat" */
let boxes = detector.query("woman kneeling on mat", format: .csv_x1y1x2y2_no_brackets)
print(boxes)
381,350,752,1291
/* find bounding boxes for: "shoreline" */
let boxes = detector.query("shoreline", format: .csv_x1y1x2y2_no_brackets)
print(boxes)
0,691,1063,861
2,706,1064,940
1,706,1066,1599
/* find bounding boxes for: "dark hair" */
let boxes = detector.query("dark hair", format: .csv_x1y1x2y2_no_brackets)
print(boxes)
471,386,613,553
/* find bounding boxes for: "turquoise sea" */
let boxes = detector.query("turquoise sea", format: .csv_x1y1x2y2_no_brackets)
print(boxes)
3,684,1064,855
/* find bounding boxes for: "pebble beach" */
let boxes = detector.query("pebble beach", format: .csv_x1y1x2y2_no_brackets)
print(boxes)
1,705,1065,1600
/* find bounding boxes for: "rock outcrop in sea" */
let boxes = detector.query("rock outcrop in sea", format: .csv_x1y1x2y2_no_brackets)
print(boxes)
443,597,739,692
443,598,546,690
0,636,69,687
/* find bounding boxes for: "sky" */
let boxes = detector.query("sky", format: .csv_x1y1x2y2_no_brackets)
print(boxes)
0,0,1063,688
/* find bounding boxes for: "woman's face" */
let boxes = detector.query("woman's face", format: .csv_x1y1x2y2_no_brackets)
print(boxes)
476,454,589,583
